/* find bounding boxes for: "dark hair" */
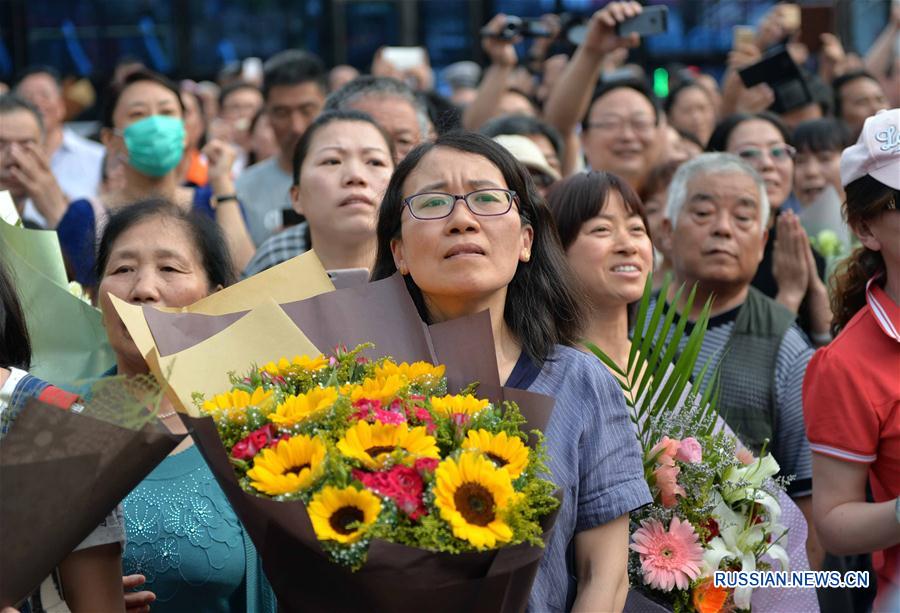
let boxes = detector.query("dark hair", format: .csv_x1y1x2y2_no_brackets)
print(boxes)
583,77,661,131
480,114,564,160
804,71,833,116
547,170,650,249
218,80,261,109
830,175,898,335
417,90,461,135
291,109,395,186
663,80,711,115
640,160,685,203
96,198,236,288
706,111,792,152
324,75,429,139
674,126,704,150
832,70,880,119
262,50,327,100
101,69,185,129
0,254,31,369
371,131,585,365
15,65,62,89
0,93,44,135
793,118,853,154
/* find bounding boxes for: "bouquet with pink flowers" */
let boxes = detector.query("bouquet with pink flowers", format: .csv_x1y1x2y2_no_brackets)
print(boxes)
590,280,790,612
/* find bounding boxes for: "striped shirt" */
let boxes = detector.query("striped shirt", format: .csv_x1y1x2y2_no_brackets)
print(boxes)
650,298,814,497
243,222,309,278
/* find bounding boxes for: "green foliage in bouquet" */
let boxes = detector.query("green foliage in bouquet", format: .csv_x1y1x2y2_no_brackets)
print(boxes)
195,345,559,570
587,276,790,612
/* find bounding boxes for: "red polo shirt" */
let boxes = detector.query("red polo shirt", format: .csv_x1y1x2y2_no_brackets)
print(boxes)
803,282,900,599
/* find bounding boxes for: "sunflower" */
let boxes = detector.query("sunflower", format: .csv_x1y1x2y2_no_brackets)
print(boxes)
308,485,381,543
247,434,327,495
260,354,329,377
337,420,439,469
202,387,273,418
434,453,516,549
375,360,446,386
349,375,405,405
461,430,529,478
268,387,338,428
429,394,490,418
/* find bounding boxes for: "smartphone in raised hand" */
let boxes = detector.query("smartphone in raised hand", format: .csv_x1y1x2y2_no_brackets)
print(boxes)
616,5,668,37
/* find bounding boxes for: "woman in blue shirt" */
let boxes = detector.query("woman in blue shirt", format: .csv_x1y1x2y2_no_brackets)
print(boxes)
371,132,651,612
93,198,274,613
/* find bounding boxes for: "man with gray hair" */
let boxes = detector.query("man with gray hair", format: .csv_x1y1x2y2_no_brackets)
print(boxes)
658,152,823,567
324,76,429,161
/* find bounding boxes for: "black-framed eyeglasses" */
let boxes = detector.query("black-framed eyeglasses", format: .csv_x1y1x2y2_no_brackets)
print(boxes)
402,188,517,220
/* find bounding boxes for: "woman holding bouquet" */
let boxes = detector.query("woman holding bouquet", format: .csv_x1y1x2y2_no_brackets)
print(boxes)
371,132,651,612
93,200,275,612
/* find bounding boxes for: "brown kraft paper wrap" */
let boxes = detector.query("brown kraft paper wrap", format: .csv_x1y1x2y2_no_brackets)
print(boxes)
0,399,183,607
142,273,560,612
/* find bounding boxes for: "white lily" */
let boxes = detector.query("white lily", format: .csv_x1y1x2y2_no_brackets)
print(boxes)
723,453,780,503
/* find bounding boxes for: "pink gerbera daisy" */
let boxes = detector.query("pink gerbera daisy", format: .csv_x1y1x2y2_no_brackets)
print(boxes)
630,517,704,592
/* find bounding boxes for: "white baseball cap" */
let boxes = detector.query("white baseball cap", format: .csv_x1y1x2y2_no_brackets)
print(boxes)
840,108,900,189
492,134,560,182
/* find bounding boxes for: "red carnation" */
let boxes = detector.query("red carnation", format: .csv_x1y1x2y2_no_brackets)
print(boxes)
699,517,720,542
414,457,439,474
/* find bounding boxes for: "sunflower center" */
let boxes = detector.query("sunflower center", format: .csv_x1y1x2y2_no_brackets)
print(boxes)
365,445,396,457
329,506,365,535
453,482,496,526
285,462,310,476
485,452,508,468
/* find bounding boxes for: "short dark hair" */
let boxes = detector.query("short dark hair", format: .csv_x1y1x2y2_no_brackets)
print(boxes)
706,111,792,153
663,80,710,115
417,90,461,135
262,50,327,100
640,160,685,203
218,81,261,109
371,131,585,366
0,93,44,135
0,254,32,369
583,77,661,131
793,118,853,154
480,114,564,160
15,65,62,90
547,170,650,249
96,198,236,288
832,70,881,119
101,69,185,129
292,109,395,186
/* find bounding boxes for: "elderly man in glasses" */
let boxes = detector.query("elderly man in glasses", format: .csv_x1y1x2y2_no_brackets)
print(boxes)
656,152,824,570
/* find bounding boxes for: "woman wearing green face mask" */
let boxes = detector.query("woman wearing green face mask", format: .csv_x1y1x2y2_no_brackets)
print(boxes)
55,70,255,290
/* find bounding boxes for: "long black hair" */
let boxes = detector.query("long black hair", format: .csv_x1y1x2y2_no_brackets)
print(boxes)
371,131,584,366
0,254,31,369
96,198,236,289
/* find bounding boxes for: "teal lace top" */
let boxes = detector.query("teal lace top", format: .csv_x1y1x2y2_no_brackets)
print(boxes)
122,444,275,613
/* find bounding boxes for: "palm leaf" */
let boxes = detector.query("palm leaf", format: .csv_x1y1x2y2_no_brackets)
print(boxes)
588,273,718,452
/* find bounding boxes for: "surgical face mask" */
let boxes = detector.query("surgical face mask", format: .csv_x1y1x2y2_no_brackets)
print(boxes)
119,115,185,177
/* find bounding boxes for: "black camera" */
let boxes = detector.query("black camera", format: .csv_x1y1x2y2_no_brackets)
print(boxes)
480,16,553,41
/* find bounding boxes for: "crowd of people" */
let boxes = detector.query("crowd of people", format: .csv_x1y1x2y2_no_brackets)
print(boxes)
0,1,898,612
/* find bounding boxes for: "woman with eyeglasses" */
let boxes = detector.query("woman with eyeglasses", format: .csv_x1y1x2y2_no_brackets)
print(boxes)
708,112,832,345
371,132,651,612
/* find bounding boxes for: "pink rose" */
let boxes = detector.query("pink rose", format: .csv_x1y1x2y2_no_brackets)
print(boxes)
231,438,258,461
411,406,435,433
248,424,275,450
675,437,702,463
373,408,406,425
650,436,681,466
653,463,686,508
